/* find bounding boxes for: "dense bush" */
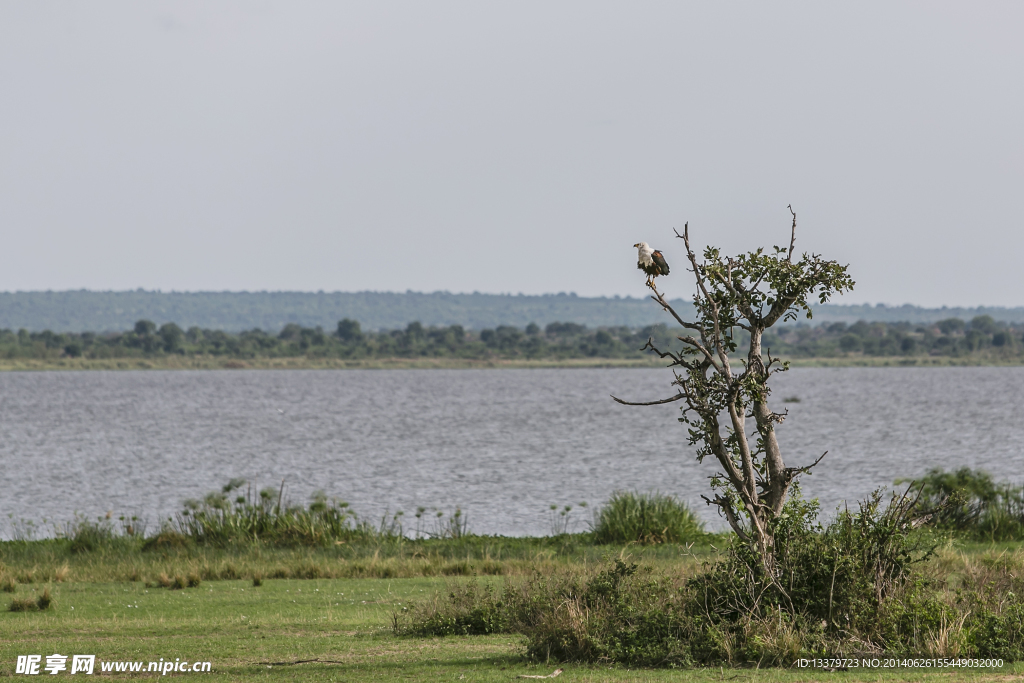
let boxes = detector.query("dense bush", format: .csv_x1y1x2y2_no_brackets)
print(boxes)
899,468,1024,540
591,491,705,545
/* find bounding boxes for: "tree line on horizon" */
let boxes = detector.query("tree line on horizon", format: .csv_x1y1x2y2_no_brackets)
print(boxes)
4,290,1024,333
0,314,1020,362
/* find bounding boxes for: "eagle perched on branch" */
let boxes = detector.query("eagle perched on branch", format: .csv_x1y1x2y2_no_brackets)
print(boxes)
634,242,670,288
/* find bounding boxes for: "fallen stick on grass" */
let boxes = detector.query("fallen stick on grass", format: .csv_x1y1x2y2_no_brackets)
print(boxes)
260,658,348,666
516,669,563,679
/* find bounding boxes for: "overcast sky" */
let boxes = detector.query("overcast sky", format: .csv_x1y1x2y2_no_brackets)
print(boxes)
1,2,1021,306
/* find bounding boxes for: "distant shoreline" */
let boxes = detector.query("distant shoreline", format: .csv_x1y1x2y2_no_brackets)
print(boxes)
1,355,1022,371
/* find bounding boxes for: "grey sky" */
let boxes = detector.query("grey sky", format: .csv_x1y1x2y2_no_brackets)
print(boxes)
1,2,1021,307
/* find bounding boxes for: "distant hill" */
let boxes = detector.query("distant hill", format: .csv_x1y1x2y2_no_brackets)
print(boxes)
0,290,1022,333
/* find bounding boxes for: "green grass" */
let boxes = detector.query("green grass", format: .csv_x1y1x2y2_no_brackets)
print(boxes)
0,534,720,585
2,576,1022,681
6,511,1024,679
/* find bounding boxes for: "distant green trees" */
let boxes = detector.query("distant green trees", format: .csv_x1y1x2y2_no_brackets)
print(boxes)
0,315,1021,362
0,319,678,362
762,315,1022,359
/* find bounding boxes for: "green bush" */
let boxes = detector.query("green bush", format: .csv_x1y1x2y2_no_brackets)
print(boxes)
395,582,510,637
899,467,1024,541
591,491,705,545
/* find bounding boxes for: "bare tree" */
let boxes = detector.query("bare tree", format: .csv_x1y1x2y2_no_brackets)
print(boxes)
614,208,854,570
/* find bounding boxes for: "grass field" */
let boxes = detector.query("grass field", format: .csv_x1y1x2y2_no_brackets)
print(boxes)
3,539,1024,680
3,576,1023,682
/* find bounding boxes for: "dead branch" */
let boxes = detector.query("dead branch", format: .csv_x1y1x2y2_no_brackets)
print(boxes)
611,393,686,406
640,339,683,364
787,204,797,262
784,451,828,478
648,290,690,328
260,658,349,666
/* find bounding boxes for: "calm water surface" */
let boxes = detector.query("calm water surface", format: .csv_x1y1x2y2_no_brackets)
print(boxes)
1,367,1022,537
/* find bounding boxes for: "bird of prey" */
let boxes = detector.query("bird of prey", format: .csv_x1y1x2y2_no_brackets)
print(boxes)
634,242,670,288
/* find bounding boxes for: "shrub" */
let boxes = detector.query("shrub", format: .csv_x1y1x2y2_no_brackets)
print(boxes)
395,582,510,637
899,468,1024,541
591,491,704,544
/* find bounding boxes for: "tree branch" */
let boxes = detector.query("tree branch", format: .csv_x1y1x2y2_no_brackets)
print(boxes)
787,204,797,263
784,451,828,478
610,393,686,406
648,290,689,329
675,223,733,379
640,338,683,365
703,493,750,542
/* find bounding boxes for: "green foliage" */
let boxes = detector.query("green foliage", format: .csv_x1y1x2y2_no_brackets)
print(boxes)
591,492,705,545
899,467,1024,541
336,318,362,342
0,319,687,363
395,582,511,636
689,487,935,639
63,514,118,554
172,481,387,547
763,316,1023,359
1,314,1022,363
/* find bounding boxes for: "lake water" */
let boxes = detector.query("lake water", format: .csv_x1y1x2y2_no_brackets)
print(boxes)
1,367,1023,539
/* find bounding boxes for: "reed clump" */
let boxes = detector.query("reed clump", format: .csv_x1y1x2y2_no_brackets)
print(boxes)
591,491,705,545
173,480,401,547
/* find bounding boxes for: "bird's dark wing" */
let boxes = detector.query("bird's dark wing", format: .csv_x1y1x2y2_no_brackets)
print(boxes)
652,250,670,276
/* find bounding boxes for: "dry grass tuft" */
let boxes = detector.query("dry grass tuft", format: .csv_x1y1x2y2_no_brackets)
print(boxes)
36,587,53,610
8,597,37,612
